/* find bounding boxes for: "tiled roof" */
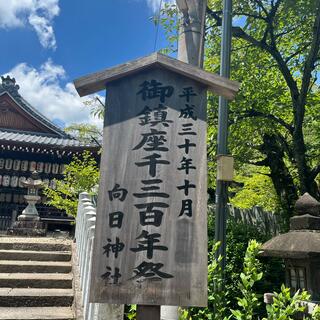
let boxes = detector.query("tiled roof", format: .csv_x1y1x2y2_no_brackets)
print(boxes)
0,76,69,138
0,129,98,149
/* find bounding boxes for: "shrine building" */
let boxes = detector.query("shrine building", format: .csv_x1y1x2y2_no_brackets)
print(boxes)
0,75,99,232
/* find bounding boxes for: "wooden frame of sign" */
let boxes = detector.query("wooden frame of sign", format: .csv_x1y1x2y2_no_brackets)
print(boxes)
74,53,240,308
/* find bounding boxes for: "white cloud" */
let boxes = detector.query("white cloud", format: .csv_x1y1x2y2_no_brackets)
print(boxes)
6,60,103,128
0,0,59,49
146,0,175,12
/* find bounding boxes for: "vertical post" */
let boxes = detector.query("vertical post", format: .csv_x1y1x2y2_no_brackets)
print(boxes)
177,0,207,67
137,305,161,320
215,0,232,273
159,2,207,320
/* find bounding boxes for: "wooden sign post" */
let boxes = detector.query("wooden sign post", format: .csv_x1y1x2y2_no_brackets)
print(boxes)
74,53,239,317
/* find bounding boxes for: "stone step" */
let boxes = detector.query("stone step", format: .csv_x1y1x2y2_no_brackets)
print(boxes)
0,288,74,307
0,250,71,262
0,273,72,289
0,260,72,273
0,238,71,252
0,307,74,320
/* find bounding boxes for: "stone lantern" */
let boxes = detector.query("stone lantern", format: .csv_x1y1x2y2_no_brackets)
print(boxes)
9,171,46,236
261,193,320,302
18,171,43,221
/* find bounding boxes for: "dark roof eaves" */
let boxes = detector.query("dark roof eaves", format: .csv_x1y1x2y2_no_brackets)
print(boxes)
0,129,99,149
0,91,69,138
0,128,70,138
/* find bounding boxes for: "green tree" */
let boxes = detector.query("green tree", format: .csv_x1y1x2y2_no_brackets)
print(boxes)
83,95,105,119
160,0,320,225
64,123,102,145
230,165,279,211
65,94,105,144
43,151,99,216
207,0,320,224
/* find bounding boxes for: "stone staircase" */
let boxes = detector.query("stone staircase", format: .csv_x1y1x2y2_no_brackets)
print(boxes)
0,237,75,320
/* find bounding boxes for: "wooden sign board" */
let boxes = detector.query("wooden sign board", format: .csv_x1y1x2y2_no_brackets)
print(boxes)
90,67,208,306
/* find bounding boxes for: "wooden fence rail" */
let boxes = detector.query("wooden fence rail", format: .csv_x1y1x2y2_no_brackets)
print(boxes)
208,204,280,236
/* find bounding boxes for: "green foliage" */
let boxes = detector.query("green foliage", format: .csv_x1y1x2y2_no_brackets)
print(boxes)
207,0,320,214
64,123,102,145
160,0,320,221
180,214,284,320
124,304,137,320
43,151,99,216
231,240,263,320
180,238,314,320
312,305,320,320
153,3,179,55
83,95,105,120
230,166,280,211
263,285,310,320
223,217,284,314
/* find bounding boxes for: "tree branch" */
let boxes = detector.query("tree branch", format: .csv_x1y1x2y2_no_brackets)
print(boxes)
310,164,320,180
267,0,283,46
308,76,318,94
252,0,269,16
275,26,297,39
299,2,320,106
247,159,269,167
230,108,294,133
229,25,300,101
277,132,295,160
285,43,312,64
234,11,267,21
206,7,222,26
208,1,301,103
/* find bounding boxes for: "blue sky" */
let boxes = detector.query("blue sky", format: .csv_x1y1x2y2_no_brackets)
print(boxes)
0,0,174,127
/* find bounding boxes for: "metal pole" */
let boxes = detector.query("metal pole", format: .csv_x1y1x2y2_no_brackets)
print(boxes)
215,0,232,272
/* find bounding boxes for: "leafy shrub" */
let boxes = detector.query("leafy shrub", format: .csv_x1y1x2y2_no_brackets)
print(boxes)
43,151,99,216
231,240,263,320
209,212,285,315
263,285,310,320
181,241,313,320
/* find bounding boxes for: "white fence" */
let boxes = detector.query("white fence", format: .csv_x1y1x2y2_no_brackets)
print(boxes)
75,192,124,320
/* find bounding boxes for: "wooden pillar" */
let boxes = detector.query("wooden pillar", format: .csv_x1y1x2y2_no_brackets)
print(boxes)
176,0,207,67
137,305,161,320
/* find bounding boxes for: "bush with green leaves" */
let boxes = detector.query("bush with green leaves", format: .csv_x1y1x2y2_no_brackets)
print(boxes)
124,305,137,320
180,240,315,320
312,306,320,320
231,240,263,320
43,151,99,217
210,213,285,315
263,285,310,320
